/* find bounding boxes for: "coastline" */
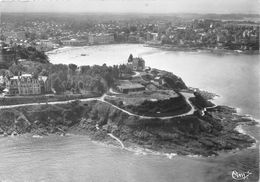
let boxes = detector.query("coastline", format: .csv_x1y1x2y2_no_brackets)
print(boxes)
46,43,260,57
46,43,143,55
1,44,259,159
145,44,260,55
0,93,257,157
45,44,260,121
1,109,257,160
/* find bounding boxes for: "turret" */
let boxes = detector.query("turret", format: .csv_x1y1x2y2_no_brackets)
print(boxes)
128,54,133,63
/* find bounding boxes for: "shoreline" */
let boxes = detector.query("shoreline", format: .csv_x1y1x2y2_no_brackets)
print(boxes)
145,44,260,55
0,96,257,157
0,74,258,158
1,45,258,159
1,120,257,160
46,43,260,57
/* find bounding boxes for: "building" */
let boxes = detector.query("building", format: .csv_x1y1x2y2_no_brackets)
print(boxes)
3,31,26,41
146,32,159,42
128,33,140,43
151,76,166,86
157,22,168,33
88,33,114,44
5,74,50,96
16,31,26,41
117,81,145,94
61,39,86,46
38,75,51,93
5,76,19,95
127,56,145,71
36,40,55,52
0,75,5,85
18,74,41,95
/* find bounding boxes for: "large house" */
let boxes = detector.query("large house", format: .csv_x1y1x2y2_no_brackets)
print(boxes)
61,39,87,46
127,55,145,71
4,74,50,96
35,40,57,52
88,33,114,45
117,83,145,94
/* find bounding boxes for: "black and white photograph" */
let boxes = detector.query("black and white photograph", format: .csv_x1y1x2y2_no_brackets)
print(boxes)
0,0,259,181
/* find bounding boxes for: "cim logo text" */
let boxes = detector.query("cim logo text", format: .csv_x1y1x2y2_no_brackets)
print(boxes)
232,170,252,180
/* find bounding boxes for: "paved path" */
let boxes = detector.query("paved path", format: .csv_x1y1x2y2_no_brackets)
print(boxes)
108,88,121,95
102,92,195,119
132,71,141,77
0,92,196,120
0,97,99,109
107,133,125,149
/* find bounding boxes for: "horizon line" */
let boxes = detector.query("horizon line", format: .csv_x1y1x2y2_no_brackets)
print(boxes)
1,12,259,16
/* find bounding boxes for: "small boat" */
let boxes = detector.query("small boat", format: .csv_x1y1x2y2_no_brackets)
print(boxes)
81,53,87,56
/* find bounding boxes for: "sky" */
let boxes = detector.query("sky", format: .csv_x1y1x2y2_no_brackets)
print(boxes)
0,0,259,14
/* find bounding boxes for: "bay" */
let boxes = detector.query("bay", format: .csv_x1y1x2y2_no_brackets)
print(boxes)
48,44,260,120
0,44,259,182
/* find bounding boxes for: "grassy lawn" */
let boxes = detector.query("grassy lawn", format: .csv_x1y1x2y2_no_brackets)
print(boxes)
106,90,178,106
105,90,191,117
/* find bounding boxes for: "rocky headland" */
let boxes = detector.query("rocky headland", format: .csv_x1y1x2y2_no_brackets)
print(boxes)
0,90,257,157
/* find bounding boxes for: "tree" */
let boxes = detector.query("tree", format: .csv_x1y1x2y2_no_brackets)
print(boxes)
128,54,133,62
53,78,65,94
57,71,68,83
103,72,114,87
32,71,39,79
40,69,49,76
69,64,78,73
130,26,137,32
80,65,90,74
9,63,25,76
78,81,84,90
66,80,73,90
36,65,43,74
49,64,68,75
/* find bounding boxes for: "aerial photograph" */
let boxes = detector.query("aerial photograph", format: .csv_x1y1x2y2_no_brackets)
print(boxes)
0,0,259,181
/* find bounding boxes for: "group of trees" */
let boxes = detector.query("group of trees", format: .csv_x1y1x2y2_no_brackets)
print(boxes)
2,43,49,64
1,49,134,95
49,62,133,95
2,60,49,79
15,46,49,64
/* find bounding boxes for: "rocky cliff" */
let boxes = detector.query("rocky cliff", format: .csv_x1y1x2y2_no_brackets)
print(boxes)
0,99,255,157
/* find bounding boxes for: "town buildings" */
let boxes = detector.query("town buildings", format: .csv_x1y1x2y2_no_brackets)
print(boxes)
146,32,159,42
36,40,56,52
0,15,259,54
88,33,114,45
61,39,87,46
3,31,26,41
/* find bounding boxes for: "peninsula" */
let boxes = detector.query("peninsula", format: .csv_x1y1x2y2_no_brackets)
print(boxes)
0,53,257,157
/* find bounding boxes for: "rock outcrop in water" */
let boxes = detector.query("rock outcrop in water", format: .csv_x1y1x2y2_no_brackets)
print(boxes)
0,97,256,157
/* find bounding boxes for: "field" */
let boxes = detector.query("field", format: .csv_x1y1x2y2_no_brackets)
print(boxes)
104,90,191,117
106,90,178,106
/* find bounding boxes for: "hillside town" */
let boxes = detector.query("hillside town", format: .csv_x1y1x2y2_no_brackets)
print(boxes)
0,13,259,56
0,14,259,99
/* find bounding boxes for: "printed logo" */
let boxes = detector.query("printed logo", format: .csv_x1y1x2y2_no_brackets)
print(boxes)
232,170,252,180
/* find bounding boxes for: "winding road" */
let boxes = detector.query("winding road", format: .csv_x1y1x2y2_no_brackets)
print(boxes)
0,92,196,120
